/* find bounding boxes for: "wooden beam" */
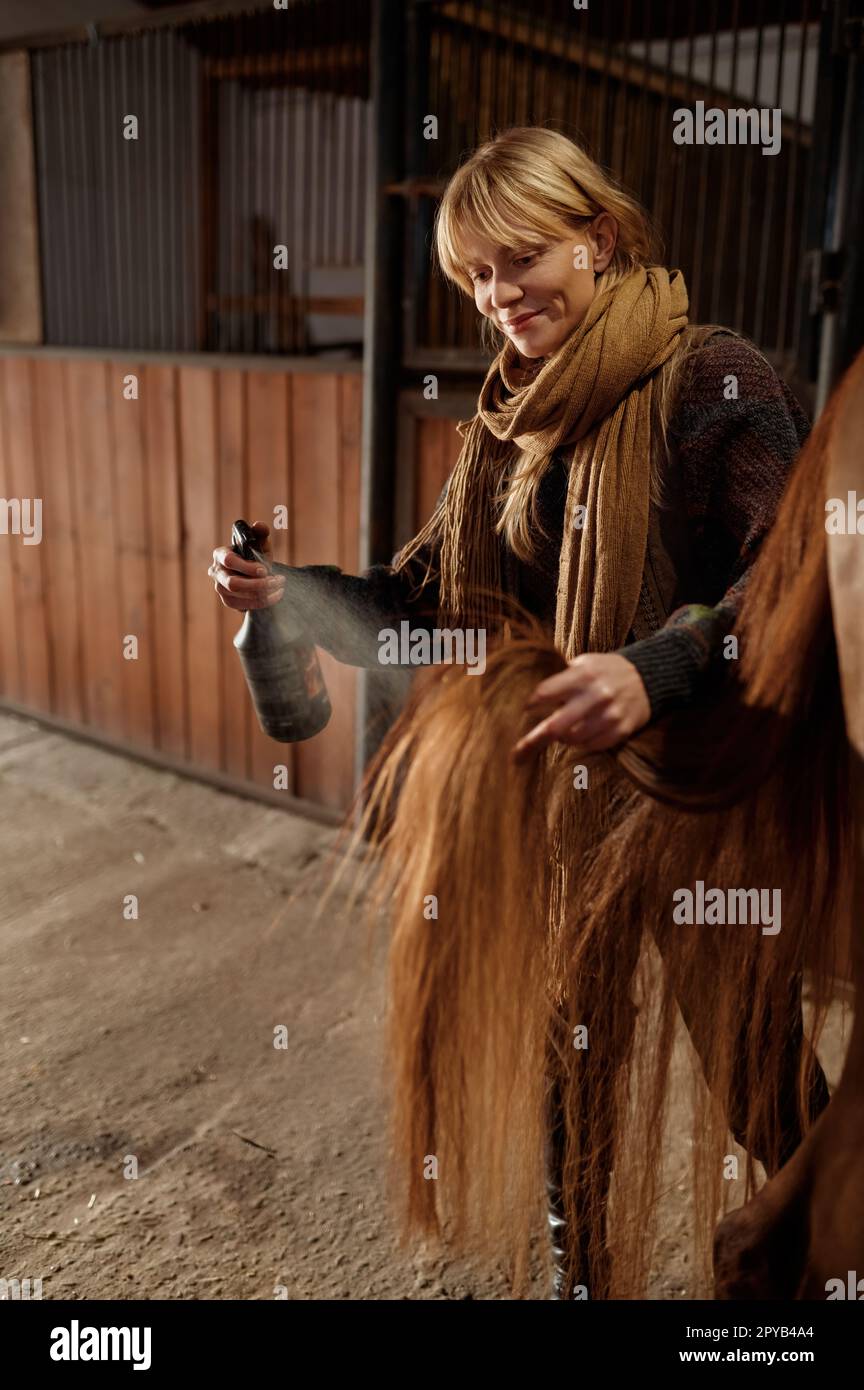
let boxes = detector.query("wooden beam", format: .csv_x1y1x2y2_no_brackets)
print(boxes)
206,293,364,316
0,1,275,54
204,43,366,81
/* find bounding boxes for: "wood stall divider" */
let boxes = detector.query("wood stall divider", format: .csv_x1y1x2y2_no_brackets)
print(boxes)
0,354,367,816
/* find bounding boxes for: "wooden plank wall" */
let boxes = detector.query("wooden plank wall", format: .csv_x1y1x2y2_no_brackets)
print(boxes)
0,356,362,812
412,412,463,529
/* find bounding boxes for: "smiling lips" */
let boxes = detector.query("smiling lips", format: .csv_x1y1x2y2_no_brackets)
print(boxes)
502,310,540,331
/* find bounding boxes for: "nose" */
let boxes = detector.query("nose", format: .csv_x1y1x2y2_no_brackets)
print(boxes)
489,276,523,313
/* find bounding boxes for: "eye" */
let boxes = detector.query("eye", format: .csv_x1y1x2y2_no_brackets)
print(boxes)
471,269,491,284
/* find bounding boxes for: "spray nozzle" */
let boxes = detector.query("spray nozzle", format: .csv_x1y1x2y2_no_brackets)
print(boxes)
231,518,270,572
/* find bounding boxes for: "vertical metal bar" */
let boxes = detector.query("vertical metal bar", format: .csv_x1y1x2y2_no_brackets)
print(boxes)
255,9,266,351
300,63,309,353
270,4,280,351
425,7,442,349
181,23,195,353
159,27,170,350
122,37,135,347
466,0,482,147
524,0,539,121
140,29,152,349
108,38,127,348
222,18,234,353
454,2,469,166
669,0,696,274
599,0,614,157
166,25,183,349
653,0,678,242
191,30,203,351
80,40,97,343
613,0,633,177
779,0,812,356
250,16,260,352
792,3,827,378
709,0,742,324
238,14,248,352
753,10,786,347
280,14,291,349
441,19,457,349
336,93,347,267
155,27,167,351
734,0,766,335
94,40,112,346
575,0,591,139
323,85,334,277
633,0,653,207
690,0,720,324
327,2,337,272
499,2,515,130
33,52,62,344
309,6,322,348
63,43,83,342
351,96,362,267
130,32,146,349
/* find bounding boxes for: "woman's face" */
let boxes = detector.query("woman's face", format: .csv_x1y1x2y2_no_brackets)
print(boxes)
463,212,618,362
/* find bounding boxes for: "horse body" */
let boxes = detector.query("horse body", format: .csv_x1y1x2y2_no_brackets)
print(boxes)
713,351,864,1301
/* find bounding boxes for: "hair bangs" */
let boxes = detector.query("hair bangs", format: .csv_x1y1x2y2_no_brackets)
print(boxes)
436,165,573,291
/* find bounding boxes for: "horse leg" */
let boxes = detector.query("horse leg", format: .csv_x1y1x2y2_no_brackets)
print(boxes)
649,922,829,1175
714,750,864,1298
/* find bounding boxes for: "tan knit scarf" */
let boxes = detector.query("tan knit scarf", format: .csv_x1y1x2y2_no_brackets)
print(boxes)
394,264,690,662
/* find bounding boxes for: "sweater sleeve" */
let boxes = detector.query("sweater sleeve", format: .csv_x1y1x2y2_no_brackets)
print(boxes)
270,483,446,668
617,338,810,720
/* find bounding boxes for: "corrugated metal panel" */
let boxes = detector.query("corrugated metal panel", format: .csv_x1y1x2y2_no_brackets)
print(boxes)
31,3,371,354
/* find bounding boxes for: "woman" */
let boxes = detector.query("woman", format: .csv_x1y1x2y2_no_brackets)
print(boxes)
209,127,827,1292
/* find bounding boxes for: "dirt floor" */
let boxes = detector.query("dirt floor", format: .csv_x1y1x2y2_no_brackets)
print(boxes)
0,710,850,1301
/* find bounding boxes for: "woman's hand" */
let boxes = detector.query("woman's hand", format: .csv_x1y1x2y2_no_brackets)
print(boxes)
511,653,651,762
208,520,286,611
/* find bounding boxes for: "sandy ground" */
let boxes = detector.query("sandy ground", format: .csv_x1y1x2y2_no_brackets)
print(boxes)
0,710,850,1301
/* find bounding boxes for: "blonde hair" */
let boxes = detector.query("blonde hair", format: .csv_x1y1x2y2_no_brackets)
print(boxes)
434,126,716,562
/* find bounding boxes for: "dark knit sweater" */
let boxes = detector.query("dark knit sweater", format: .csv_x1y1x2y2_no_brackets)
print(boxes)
278,333,810,722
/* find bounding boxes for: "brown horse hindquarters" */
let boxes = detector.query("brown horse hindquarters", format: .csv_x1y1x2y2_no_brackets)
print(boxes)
714,349,864,1299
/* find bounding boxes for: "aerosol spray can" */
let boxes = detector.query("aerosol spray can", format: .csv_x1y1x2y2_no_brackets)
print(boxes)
230,519,331,742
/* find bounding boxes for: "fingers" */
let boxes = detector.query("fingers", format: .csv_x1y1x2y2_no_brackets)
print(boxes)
524,659,613,712
212,545,269,578
511,702,622,763
249,519,272,554
525,685,597,729
208,557,285,611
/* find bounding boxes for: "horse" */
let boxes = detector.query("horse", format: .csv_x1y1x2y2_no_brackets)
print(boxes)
711,349,864,1300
